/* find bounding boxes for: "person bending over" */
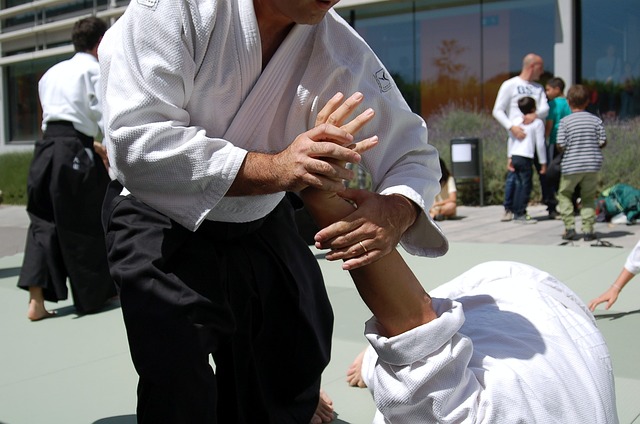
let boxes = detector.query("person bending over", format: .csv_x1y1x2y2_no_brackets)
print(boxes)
298,97,616,421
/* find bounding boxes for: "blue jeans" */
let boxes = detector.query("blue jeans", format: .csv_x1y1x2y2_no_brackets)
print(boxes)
511,155,534,217
534,148,558,213
503,170,516,212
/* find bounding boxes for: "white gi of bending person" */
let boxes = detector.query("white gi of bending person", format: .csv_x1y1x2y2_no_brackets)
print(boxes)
299,161,617,423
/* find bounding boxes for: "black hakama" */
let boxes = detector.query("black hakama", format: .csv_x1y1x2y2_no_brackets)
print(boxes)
103,182,334,423
17,121,116,314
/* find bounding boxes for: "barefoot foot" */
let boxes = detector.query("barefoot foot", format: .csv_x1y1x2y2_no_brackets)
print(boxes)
310,389,334,423
346,348,368,388
27,299,56,321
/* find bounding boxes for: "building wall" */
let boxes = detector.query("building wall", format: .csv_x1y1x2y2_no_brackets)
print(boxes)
1,0,638,151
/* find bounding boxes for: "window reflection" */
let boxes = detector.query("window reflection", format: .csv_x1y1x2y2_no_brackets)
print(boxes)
7,57,63,142
581,0,640,120
338,0,556,118
4,0,640,144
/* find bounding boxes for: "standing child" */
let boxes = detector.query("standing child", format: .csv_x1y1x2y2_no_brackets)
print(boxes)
544,77,572,218
509,97,547,223
557,84,607,241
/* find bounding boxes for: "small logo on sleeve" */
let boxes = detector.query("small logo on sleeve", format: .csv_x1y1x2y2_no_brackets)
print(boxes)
374,69,392,93
137,0,158,9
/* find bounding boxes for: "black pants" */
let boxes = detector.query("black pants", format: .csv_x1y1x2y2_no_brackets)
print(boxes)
18,121,115,313
103,182,333,423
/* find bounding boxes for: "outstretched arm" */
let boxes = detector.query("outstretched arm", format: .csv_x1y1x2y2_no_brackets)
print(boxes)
301,187,436,337
588,268,635,311
589,240,640,311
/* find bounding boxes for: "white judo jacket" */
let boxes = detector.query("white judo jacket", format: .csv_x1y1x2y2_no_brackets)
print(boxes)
98,0,447,257
362,261,618,424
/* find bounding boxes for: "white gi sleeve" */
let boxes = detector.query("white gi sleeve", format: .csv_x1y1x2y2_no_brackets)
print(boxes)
363,299,489,424
99,1,248,231
624,240,640,274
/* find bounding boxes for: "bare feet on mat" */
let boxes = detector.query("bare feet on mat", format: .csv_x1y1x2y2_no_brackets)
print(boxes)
27,299,56,321
346,348,368,388
310,389,334,423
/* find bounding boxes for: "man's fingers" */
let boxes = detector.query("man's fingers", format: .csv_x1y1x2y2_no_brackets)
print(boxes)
315,92,373,136
350,135,379,155
307,156,355,182
342,251,382,270
307,123,355,146
308,139,362,165
316,92,345,127
342,108,375,136
325,92,364,127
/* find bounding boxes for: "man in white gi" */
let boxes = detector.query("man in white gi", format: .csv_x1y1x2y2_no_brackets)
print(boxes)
98,0,447,422
18,17,116,321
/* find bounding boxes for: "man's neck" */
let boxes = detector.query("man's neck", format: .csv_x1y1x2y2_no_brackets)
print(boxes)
258,24,292,69
519,72,532,82
254,1,294,70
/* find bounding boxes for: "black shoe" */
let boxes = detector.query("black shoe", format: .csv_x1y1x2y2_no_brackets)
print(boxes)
562,229,577,240
583,232,597,241
548,210,559,220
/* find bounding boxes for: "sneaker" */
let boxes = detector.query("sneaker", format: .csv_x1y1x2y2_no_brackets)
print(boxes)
513,214,537,224
562,229,577,240
548,210,559,220
583,232,597,241
501,211,514,222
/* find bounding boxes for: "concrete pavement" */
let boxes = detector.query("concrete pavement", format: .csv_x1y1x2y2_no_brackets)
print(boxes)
1,203,639,423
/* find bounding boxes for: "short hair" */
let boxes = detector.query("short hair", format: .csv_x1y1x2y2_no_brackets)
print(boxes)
566,85,590,108
546,77,565,92
517,96,536,115
72,17,107,53
439,158,450,185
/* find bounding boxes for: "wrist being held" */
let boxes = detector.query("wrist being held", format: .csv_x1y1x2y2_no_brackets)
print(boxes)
388,194,421,231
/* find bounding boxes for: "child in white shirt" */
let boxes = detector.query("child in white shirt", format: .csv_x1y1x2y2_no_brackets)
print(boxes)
509,96,547,223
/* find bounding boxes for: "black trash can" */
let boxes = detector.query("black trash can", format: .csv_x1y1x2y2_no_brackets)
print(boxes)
450,138,484,206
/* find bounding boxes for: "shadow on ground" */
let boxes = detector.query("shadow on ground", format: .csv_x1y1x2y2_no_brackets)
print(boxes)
595,309,640,321
599,229,636,240
0,266,21,279
92,415,137,424
91,413,353,423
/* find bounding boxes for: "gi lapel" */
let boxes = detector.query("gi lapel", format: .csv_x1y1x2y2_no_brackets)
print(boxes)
224,7,314,152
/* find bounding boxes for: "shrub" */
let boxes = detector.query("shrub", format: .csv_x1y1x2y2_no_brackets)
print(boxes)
428,107,640,206
0,151,32,205
599,117,640,191
1,111,638,208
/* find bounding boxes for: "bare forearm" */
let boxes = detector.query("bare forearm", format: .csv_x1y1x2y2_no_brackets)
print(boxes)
227,124,362,196
612,268,636,291
301,189,436,337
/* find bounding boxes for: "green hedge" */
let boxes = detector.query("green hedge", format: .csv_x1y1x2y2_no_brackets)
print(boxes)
1,110,639,207
0,151,32,205
427,106,640,206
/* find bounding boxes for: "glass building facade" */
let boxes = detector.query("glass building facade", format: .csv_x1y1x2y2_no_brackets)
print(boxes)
0,0,639,147
336,0,640,119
